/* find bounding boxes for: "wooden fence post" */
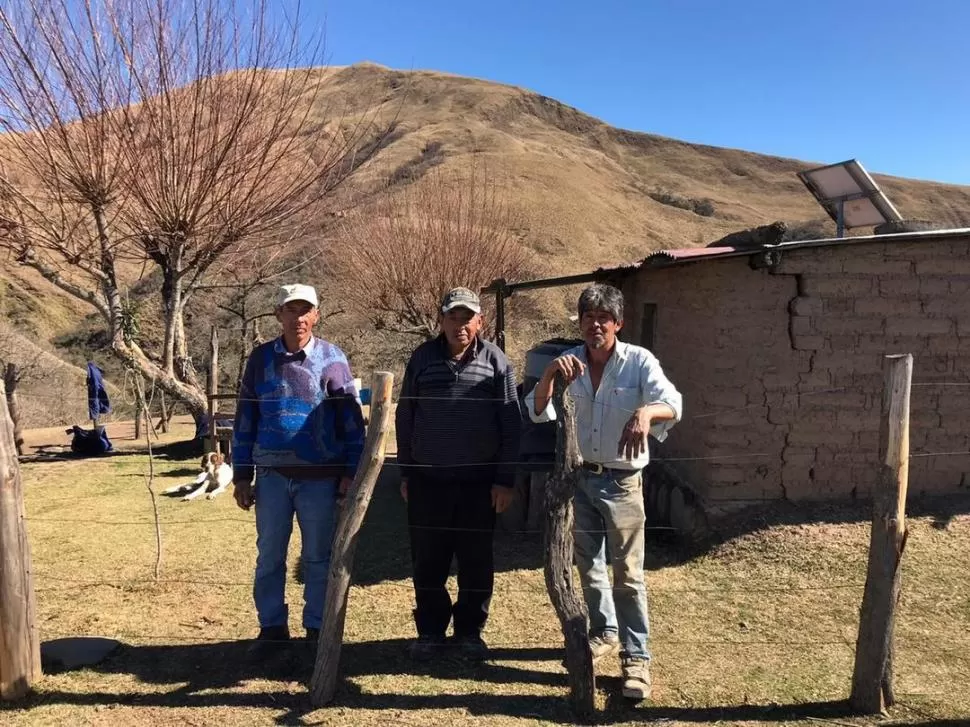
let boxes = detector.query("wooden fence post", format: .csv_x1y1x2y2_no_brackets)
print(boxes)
158,391,169,434
851,353,912,714
0,384,41,699
545,376,595,719
207,327,219,453
134,374,143,441
310,371,394,706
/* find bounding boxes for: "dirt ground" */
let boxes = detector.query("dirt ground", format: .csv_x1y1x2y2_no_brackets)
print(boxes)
2,418,968,726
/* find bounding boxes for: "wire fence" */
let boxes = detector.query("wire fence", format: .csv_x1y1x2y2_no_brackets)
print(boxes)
12,380,970,664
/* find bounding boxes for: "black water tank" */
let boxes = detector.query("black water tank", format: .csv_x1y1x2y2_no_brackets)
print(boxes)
519,338,583,469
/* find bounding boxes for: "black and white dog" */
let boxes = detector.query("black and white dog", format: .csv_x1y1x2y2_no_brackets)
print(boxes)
163,452,233,502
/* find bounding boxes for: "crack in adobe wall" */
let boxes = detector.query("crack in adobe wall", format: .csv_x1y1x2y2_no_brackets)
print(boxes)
779,271,807,501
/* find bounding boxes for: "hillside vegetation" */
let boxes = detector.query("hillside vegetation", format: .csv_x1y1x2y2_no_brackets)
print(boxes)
4,63,970,399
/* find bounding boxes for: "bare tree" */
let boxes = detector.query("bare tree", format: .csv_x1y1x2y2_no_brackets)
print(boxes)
0,0,388,420
340,163,533,340
208,242,343,390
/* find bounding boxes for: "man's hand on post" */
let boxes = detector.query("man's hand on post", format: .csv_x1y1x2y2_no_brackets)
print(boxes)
491,485,514,514
548,354,586,384
534,354,586,415
233,481,254,511
618,407,651,460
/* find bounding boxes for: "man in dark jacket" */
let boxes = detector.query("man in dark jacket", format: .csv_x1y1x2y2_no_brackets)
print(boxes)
395,287,521,661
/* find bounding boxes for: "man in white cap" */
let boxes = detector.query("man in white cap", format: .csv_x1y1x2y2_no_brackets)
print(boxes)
396,287,522,661
232,284,365,655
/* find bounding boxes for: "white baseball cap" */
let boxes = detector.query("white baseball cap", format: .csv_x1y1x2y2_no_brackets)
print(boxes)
277,284,319,308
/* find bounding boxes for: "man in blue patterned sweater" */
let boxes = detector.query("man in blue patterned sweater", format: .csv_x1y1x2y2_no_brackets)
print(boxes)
232,284,365,652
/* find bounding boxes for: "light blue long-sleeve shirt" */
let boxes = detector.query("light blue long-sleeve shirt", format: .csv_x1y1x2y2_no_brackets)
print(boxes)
524,340,682,471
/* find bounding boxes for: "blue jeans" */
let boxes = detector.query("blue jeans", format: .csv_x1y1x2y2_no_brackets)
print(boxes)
573,469,650,660
253,468,337,630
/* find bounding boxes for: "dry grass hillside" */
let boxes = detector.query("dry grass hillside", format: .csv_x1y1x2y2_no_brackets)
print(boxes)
4,62,970,387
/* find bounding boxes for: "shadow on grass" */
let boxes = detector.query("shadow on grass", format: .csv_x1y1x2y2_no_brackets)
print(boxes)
21,637,887,726
27,638,570,723
20,444,129,464
159,466,204,478
147,438,205,461
351,458,546,585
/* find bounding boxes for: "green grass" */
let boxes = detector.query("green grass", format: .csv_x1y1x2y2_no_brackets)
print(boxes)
3,419,969,726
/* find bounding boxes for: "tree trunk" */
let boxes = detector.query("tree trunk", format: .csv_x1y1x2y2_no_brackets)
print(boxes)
174,311,202,391
159,261,182,377
545,377,595,719
0,388,41,699
109,336,208,419
3,365,24,457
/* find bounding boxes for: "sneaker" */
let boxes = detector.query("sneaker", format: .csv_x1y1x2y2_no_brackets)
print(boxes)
589,632,620,663
452,633,488,661
247,625,291,658
409,634,446,661
621,656,652,700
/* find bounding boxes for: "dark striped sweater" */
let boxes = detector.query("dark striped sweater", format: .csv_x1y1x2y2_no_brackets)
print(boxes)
395,335,522,487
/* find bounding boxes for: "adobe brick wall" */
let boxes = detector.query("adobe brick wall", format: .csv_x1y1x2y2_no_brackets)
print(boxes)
622,233,970,509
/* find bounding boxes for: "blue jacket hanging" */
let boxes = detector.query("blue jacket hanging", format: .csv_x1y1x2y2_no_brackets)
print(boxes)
86,362,111,421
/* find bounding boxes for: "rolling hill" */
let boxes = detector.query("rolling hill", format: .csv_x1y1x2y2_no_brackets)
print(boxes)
3,62,970,401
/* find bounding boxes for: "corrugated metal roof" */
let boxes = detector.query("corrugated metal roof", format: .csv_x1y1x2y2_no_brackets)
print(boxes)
595,226,970,275
646,246,738,261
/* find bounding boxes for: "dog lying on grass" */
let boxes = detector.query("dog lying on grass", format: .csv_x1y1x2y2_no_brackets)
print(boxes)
162,452,233,502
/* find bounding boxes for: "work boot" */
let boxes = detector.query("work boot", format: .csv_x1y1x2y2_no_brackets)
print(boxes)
409,634,447,662
621,656,652,700
452,633,488,661
589,632,620,664
247,625,291,658
305,627,320,652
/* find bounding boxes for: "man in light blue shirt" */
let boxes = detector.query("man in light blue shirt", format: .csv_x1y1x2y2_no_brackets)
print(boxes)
525,283,682,700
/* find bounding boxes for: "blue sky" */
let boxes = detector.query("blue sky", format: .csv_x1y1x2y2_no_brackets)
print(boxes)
300,0,970,185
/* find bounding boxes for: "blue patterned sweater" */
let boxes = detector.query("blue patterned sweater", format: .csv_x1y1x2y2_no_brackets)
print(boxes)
231,336,365,483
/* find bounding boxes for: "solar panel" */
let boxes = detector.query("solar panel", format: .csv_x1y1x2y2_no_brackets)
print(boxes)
797,159,902,237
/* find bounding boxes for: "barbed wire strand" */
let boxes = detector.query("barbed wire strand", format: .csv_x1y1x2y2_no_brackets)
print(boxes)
19,378,970,685
30,571,868,595
8,383,868,413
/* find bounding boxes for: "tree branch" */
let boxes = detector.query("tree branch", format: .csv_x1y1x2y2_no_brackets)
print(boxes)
19,254,110,319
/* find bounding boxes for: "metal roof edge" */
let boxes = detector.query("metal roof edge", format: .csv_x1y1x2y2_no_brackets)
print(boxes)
615,226,970,273
484,227,970,295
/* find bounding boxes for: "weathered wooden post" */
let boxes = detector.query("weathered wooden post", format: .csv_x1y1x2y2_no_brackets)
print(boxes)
0,384,41,699
310,371,394,706
133,374,143,441
545,375,595,718
851,353,912,714
207,327,219,453
158,391,169,434
3,364,24,456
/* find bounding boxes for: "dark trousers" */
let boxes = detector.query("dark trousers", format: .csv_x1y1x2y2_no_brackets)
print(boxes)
407,471,495,637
